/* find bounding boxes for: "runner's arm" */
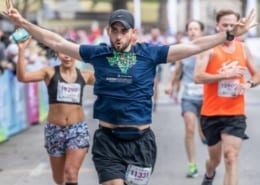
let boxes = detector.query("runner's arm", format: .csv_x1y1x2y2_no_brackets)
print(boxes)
17,38,49,82
194,50,228,84
243,44,260,87
166,32,226,63
164,62,182,95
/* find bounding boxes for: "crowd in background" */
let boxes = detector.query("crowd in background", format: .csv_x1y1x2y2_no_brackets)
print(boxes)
0,21,187,86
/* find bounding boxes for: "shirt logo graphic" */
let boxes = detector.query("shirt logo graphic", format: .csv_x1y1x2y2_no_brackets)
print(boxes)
107,52,137,74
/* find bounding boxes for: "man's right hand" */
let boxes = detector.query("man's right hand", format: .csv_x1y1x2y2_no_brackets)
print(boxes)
4,0,25,27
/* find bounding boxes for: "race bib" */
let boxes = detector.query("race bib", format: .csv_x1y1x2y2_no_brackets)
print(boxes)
187,82,203,96
218,79,239,97
125,165,152,185
57,81,81,103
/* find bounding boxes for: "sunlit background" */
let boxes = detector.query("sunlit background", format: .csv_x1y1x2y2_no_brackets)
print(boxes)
0,0,259,36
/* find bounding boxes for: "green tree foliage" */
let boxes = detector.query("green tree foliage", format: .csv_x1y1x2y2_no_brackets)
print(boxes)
12,0,43,17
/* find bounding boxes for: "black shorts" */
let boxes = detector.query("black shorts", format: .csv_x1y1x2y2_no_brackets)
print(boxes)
200,115,248,146
91,126,157,184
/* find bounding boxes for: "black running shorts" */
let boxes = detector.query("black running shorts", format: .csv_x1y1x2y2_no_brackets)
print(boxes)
91,126,157,184
200,115,248,146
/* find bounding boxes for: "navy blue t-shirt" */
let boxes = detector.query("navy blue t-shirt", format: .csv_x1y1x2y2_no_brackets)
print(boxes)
79,42,169,125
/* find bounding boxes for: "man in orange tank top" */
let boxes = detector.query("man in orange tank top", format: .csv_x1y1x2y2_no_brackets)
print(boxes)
194,9,259,185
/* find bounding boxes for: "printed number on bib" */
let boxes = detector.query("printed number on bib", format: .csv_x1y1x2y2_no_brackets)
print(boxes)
218,79,239,97
57,81,81,103
125,165,152,185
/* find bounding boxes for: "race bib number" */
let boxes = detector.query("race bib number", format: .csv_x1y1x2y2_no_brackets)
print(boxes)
125,165,152,185
187,82,203,96
218,79,239,97
57,81,81,103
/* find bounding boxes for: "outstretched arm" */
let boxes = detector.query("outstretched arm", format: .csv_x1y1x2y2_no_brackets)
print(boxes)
4,0,81,61
166,9,257,63
17,37,49,82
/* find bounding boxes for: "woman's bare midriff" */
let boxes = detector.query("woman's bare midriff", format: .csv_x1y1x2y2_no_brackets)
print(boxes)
47,104,85,126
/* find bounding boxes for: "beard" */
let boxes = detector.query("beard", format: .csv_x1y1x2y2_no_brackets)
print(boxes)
110,39,131,52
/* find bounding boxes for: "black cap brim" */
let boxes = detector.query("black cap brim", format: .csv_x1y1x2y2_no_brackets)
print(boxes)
110,19,132,29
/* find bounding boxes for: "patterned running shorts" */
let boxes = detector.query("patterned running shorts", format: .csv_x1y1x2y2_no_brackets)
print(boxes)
44,121,90,157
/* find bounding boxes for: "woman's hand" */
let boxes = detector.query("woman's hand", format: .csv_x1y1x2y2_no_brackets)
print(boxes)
17,37,32,51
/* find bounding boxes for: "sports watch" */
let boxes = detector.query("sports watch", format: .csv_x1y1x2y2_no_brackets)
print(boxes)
247,80,257,88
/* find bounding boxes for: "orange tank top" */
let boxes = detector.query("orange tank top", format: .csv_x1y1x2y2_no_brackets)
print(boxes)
201,41,247,116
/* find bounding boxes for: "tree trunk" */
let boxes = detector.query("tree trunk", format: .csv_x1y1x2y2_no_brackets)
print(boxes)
186,0,192,21
14,0,29,18
158,0,168,33
22,0,29,18
240,0,247,16
112,0,127,11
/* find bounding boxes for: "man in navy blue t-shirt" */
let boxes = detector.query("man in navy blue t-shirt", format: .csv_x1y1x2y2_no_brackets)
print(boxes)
5,0,256,184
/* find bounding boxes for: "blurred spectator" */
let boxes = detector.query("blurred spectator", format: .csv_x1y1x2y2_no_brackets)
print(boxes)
0,30,5,61
101,27,110,45
173,31,184,44
0,30,6,75
25,39,47,71
2,41,18,75
146,26,166,112
88,21,102,45
77,29,90,44
65,27,78,41
167,31,185,104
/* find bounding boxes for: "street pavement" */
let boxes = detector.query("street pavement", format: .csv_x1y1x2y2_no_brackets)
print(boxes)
1,64,260,185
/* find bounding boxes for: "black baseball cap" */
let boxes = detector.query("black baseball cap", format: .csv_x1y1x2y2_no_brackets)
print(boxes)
108,9,135,29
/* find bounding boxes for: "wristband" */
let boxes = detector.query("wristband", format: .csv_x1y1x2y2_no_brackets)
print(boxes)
226,30,235,41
